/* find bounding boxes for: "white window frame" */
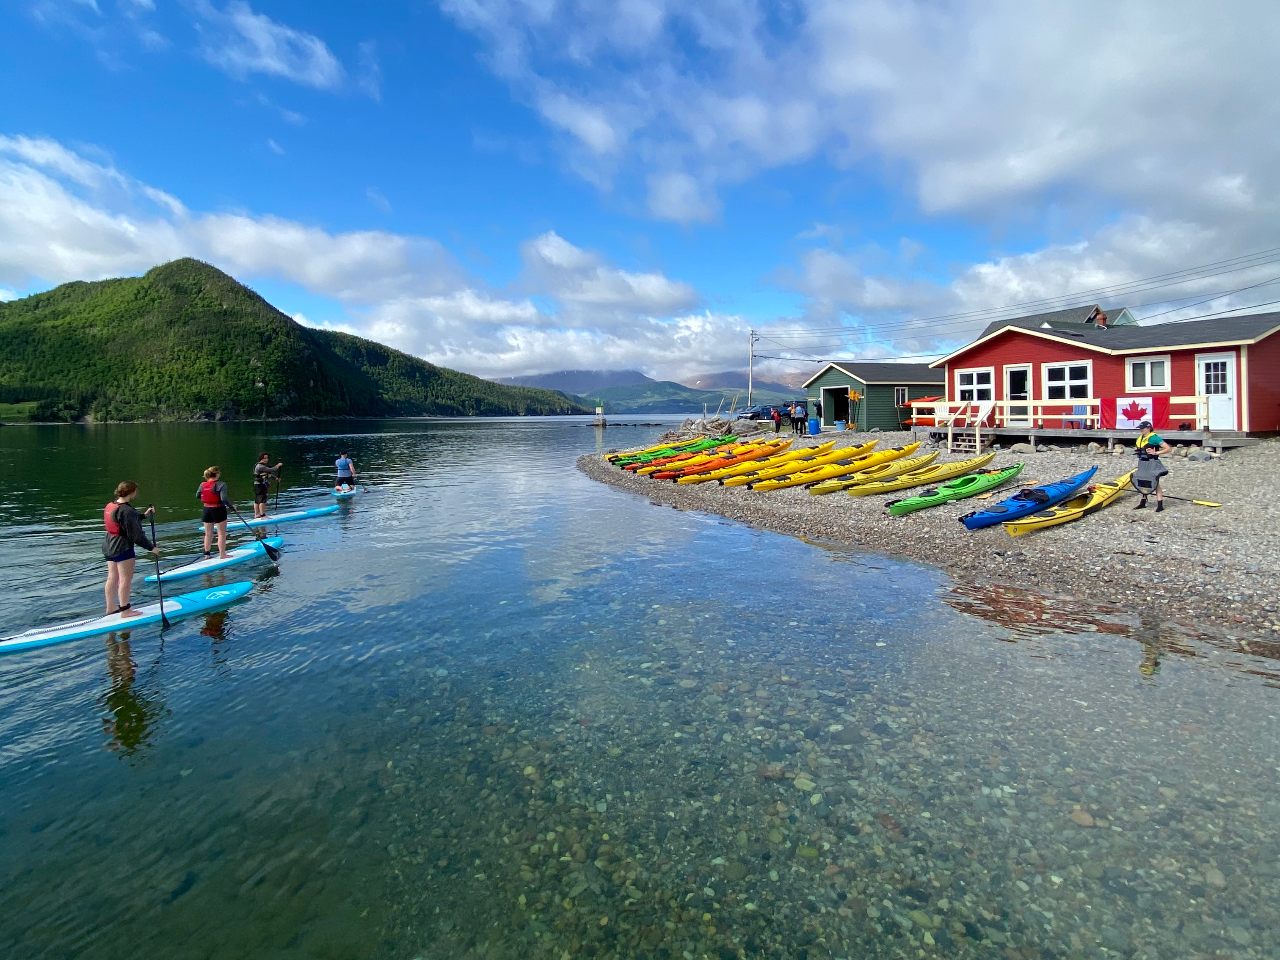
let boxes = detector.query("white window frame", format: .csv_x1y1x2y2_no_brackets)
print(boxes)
894,386,909,407
1042,360,1092,402
955,366,994,403
1125,354,1171,393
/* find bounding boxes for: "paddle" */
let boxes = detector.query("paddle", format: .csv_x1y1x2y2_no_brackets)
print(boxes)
274,468,281,513
148,508,173,631
1128,478,1221,507
227,501,282,561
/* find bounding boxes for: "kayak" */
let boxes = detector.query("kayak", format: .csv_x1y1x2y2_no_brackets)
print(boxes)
848,452,997,497
655,440,791,480
886,463,1025,515
611,436,736,466
145,537,282,583
0,582,254,655
635,441,763,475
724,441,877,487
808,451,939,495
959,466,1098,530
1003,469,1134,536
751,442,921,492
679,441,836,484
606,436,705,462
194,504,340,531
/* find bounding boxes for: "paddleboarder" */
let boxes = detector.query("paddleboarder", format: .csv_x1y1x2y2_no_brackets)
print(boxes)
252,453,283,519
103,481,159,617
335,451,357,493
1133,421,1171,512
197,466,233,559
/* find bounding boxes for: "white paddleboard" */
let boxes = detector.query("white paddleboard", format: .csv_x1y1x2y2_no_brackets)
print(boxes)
145,537,282,583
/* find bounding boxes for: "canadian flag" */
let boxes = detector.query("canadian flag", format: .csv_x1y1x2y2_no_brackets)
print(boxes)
1100,396,1170,429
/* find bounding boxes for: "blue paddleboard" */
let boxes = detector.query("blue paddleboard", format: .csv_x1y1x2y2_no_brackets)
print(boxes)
0,582,254,655
195,504,339,531
333,488,357,499
146,537,282,583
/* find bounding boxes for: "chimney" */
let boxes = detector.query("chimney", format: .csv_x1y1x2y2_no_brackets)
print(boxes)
1096,310,1107,329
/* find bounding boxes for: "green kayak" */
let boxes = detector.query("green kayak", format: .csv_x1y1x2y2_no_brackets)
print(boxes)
885,463,1024,516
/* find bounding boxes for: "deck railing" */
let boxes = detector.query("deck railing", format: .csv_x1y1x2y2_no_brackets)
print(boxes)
910,396,1211,431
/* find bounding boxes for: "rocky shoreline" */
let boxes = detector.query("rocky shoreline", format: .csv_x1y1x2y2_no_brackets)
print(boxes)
579,430,1280,646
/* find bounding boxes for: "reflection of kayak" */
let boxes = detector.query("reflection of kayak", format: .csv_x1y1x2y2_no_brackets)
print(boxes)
1003,470,1134,536
146,538,282,583
194,505,339,531
0,583,254,655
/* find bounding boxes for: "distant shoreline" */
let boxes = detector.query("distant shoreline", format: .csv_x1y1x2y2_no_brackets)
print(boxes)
580,431,1279,652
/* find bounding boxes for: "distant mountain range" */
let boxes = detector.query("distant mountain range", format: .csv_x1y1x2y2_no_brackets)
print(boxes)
490,368,801,413
494,369,653,394
0,259,589,422
676,370,797,394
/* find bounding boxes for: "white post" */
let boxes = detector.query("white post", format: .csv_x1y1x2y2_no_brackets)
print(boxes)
747,328,755,407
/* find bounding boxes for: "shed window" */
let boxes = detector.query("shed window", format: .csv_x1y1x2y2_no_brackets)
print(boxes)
894,386,909,407
1044,362,1091,400
1126,356,1170,392
956,368,993,402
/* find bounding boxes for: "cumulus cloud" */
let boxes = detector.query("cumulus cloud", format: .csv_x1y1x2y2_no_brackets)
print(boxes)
0,135,740,380
194,1,345,90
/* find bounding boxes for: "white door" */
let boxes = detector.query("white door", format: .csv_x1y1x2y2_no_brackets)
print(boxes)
1004,365,1031,426
1196,353,1237,430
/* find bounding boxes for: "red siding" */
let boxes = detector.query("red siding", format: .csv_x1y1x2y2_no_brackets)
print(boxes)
1246,332,1280,431
944,330,1245,427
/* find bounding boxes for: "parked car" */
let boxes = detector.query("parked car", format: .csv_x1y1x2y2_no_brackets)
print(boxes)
735,404,777,421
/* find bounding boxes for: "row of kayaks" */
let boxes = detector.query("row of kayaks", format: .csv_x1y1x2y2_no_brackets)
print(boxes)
607,435,1140,536
1,503,346,655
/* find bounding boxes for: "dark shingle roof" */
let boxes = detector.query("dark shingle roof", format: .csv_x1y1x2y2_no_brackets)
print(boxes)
829,362,944,384
981,310,1280,352
978,305,1105,338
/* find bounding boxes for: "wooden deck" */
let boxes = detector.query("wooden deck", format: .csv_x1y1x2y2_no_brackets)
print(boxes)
911,426,1260,452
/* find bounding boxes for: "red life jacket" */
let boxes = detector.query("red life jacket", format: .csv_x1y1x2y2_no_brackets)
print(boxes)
104,502,122,535
199,480,223,506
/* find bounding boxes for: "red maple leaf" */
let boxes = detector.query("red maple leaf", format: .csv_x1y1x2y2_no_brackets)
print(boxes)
1121,400,1148,421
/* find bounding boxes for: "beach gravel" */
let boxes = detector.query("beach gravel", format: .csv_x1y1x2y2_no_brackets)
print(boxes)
580,431,1280,642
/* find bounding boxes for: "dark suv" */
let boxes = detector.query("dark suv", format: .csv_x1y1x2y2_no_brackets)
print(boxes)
737,402,807,421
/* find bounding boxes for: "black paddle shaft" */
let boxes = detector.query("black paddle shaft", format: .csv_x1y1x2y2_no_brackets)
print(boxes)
227,501,282,562
148,509,173,630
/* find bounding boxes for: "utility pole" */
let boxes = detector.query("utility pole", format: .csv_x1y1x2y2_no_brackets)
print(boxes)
747,328,756,407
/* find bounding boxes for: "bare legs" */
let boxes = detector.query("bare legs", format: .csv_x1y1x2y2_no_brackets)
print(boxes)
203,520,229,558
105,558,140,616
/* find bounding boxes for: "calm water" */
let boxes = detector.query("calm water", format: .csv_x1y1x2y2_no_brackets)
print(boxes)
1,419,1277,960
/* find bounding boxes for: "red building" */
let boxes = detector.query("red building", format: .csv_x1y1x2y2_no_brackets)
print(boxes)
930,306,1280,433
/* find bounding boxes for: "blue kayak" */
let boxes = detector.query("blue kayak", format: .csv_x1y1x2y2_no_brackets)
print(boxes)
959,466,1098,530
145,537,282,583
195,504,339,531
0,582,254,655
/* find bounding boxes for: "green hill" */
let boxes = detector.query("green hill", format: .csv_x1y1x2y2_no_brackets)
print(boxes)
578,380,795,414
0,259,587,421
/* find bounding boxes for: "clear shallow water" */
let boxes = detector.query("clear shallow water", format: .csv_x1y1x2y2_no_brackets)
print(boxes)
1,419,1278,960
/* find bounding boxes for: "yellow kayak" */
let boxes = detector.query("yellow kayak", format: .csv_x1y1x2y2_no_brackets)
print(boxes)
606,436,704,462
847,452,997,497
1004,470,1135,536
634,441,765,475
751,442,921,492
808,451,939,495
724,441,877,487
679,441,834,484
663,439,793,480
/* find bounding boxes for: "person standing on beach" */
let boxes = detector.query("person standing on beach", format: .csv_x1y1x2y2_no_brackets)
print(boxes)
252,453,282,519
103,482,158,617
197,466,232,559
771,408,781,434
1133,420,1171,512
335,451,357,492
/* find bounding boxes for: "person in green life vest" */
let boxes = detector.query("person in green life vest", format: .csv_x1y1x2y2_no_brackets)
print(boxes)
1133,420,1171,511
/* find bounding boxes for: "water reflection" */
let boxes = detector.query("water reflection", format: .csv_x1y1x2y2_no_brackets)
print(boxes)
100,632,166,757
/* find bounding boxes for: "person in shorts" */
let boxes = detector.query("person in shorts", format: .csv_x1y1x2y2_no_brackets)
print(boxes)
335,452,357,492
197,466,233,559
252,453,283,518
102,481,158,617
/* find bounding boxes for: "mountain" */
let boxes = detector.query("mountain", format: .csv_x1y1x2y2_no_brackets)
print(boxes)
494,369,654,394
578,379,795,414
0,259,588,421
678,370,799,394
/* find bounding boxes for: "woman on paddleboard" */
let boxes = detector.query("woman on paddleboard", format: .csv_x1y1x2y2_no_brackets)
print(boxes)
197,466,233,559
103,481,158,617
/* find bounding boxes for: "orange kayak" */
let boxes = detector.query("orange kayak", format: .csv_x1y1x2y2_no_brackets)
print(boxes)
654,440,792,480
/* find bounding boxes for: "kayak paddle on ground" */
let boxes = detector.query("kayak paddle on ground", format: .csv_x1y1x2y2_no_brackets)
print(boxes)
148,508,173,630
227,501,282,561
1128,478,1221,507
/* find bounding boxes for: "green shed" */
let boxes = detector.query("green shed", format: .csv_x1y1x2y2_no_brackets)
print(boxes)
802,362,945,430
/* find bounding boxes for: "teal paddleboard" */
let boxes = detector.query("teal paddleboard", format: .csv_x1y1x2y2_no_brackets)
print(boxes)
195,504,339,531
146,537,282,583
0,582,254,655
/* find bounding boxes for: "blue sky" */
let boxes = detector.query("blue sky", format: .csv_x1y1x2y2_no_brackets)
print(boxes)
2,1,1278,381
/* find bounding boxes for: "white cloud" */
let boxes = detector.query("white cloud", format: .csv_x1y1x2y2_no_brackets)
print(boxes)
536,92,621,155
266,138,285,155
646,172,719,224
195,1,345,91
356,40,382,100
0,288,16,302
366,187,391,213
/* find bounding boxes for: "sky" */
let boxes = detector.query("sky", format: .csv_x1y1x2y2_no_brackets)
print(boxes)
2,1,1279,383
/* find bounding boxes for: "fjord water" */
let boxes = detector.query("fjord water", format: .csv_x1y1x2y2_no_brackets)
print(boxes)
1,420,1277,960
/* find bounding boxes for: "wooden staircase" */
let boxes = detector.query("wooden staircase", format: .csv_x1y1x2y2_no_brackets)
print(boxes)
947,427,994,455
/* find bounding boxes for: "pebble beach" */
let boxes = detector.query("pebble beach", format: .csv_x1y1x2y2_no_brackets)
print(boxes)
580,427,1280,645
